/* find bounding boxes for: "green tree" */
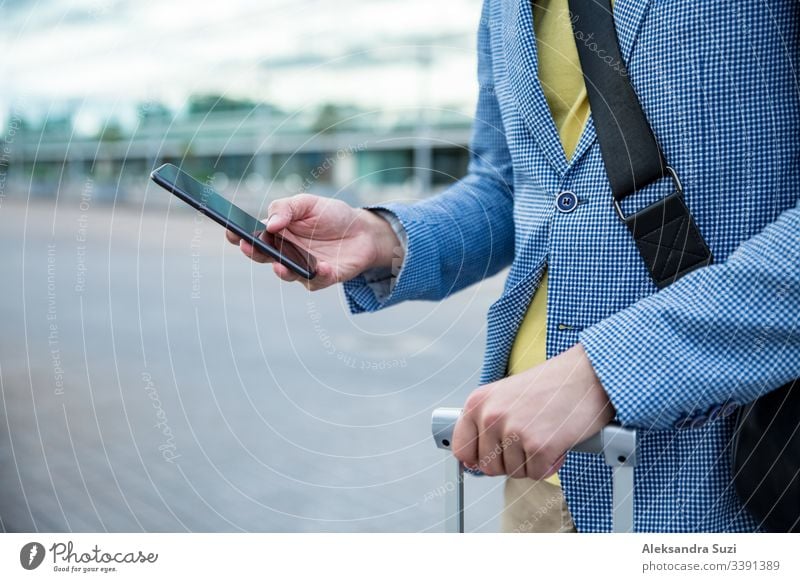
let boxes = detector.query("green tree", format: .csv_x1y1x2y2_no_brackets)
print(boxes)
187,94,258,115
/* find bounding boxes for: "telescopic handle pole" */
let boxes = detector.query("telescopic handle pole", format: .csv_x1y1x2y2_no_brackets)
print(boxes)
431,407,464,533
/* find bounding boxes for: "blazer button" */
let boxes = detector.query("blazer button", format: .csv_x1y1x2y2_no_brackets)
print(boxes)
675,417,694,430
556,191,578,213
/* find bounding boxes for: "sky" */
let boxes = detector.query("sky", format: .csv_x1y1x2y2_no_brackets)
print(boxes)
0,0,482,130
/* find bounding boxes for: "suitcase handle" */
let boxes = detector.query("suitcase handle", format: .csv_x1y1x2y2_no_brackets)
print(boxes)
431,407,638,533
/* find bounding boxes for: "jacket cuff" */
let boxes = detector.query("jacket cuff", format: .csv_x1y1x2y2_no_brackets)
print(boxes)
342,203,441,313
357,209,408,302
578,273,728,432
578,308,664,429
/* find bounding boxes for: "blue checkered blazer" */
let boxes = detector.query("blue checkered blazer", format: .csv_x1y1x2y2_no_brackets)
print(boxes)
344,0,800,532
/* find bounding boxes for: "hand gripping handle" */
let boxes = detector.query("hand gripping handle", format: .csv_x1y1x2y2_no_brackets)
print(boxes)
431,407,638,533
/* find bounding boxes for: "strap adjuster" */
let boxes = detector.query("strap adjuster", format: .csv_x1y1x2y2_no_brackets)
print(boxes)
613,166,683,222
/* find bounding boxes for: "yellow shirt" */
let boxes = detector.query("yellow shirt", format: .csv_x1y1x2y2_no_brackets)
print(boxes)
507,0,595,485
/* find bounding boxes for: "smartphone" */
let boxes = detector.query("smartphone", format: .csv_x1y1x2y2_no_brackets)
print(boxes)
150,163,317,279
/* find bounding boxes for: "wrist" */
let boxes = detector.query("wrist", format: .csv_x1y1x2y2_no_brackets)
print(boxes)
574,343,615,429
557,343,615,444
359,209,403,270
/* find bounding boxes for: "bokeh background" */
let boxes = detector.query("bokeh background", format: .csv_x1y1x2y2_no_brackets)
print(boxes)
0,0,509,531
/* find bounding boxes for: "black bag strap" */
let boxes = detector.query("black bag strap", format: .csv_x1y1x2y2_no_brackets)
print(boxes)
567,0,713,287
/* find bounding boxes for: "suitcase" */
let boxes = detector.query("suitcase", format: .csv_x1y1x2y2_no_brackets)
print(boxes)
431,407,639,532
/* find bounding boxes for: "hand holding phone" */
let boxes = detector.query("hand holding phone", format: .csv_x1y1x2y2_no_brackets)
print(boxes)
228,193,403,291
150,163,402,290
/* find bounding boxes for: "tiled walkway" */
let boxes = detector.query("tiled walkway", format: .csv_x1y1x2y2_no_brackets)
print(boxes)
0,199,505,532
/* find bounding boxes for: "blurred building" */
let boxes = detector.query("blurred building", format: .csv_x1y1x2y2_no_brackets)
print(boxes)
1,100,473,210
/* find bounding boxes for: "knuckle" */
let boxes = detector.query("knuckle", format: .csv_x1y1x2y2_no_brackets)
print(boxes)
522,435,544,456
452,440,475,466
451,423,467,450
290,193,311,213
537,436,559,458
463,389,486,414
296,192,316,205
481,407,504,429
504,423,524,441
452,445,469,465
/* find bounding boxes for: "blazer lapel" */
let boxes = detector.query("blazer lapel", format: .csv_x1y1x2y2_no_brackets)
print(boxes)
613,0,654,61
502,0,568,174
501,0,655,172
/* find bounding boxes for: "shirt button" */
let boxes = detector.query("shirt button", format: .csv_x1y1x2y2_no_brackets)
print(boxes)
675,417,694,430
556,191,578,213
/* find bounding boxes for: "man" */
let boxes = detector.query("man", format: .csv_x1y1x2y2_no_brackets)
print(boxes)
228,0,800,532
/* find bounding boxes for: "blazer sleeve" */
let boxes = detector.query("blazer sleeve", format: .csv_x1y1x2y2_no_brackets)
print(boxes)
343,1,515,313
579,199,800,430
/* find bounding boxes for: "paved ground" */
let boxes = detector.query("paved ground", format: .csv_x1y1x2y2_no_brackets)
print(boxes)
0,196,507,532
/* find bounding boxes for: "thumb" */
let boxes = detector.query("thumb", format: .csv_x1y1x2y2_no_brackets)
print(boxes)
302,261,338,291
266,194,316,233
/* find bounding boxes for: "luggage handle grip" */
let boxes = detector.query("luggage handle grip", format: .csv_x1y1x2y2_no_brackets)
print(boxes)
431,407,638,533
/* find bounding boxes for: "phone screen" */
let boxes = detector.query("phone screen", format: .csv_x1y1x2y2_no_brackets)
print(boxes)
151,163,317,279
